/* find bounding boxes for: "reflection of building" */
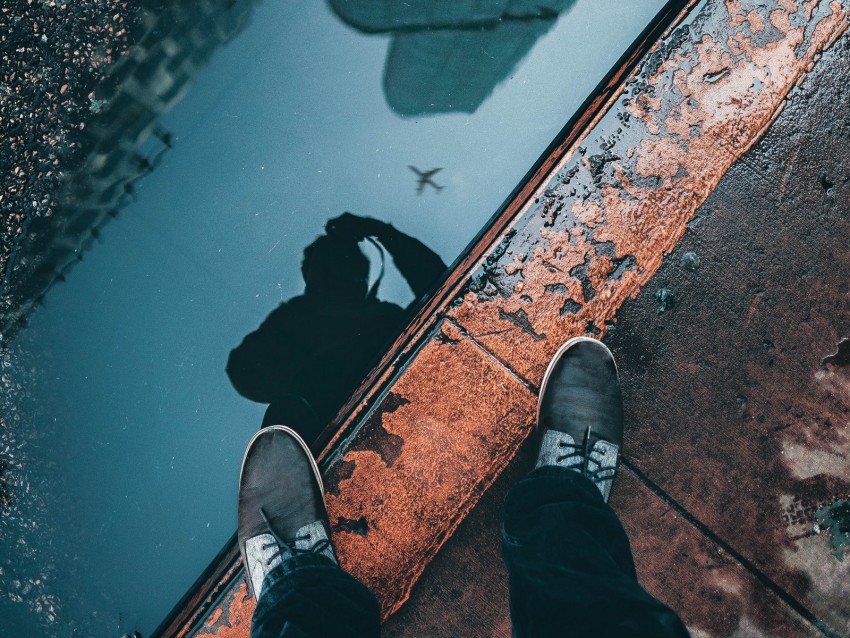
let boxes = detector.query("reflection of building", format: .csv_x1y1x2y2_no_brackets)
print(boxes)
329,0,570,31
385,21,557,116
330,0,575,117
0,0,263,342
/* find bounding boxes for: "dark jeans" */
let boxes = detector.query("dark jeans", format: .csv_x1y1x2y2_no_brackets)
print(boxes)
250,466,690,638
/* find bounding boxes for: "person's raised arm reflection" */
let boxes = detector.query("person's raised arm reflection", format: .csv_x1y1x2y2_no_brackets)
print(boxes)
226,213,447,442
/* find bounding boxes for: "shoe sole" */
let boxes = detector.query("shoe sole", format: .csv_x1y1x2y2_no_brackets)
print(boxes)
535,336,620,430
239,424,326,505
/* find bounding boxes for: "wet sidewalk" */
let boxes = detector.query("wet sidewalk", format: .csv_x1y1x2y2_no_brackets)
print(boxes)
184,1,850,636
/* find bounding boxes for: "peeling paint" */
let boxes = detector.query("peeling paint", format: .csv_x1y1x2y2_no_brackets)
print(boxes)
604,7,850,630
193,583,252,638
338,392,409,469
332,516,369,537
325,330,536,616
823,338,850,368
449,0,848,383
778,342,850,482
781,437,849,481
497,308,546,341
783,534,850,630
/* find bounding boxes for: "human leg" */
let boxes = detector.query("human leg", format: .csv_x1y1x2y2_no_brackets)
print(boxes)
503,338,689,638
250,553,380,638
238,426,381,638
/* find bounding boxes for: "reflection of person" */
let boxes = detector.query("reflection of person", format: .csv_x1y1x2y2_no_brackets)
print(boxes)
226,213,447,442
237,338,691,637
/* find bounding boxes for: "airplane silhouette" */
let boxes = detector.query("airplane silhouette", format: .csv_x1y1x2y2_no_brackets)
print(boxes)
408,165,445,194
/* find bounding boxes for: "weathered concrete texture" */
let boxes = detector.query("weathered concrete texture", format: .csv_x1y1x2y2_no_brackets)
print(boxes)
193,582,253,638
605,25,850,635
187,1,850,635
384,447,824,638
448,0,848,385
382,21,850,632
381,442,531,638
370,0,849,631
194,322,537,635
324,322,537,610
615,470,823,638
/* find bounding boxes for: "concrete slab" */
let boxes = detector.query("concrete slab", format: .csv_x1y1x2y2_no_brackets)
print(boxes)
193,322,537,636
605,31,850,635
323,322,537,613
384,449,826,638
616,471,824,638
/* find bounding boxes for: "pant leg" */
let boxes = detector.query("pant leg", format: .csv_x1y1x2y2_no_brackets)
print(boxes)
502,466,690,638
250,554,381,638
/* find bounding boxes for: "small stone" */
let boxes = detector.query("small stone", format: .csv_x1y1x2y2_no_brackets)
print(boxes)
681,251,700,270
655,288,675,313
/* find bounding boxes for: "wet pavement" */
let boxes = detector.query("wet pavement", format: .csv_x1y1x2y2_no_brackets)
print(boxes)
182,0,850,636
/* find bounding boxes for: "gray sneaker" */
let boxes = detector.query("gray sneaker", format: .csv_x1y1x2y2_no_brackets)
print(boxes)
535,337,624,502
238,425,337,600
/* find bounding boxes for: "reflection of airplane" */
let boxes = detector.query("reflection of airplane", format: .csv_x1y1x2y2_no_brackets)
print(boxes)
408,165,444,194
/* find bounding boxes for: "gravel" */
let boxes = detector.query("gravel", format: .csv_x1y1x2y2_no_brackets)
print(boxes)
0,0,136,292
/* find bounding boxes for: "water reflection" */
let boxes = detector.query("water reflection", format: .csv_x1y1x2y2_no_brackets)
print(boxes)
227,213,446,441
331,0,577,116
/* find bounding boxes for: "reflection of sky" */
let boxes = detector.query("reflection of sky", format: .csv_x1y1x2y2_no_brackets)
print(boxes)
7,0,666,635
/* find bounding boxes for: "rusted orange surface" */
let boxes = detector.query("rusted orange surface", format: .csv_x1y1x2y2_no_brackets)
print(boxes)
325,322,536,607
188,1,849,636
193,583,252,638
448,0,848,383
